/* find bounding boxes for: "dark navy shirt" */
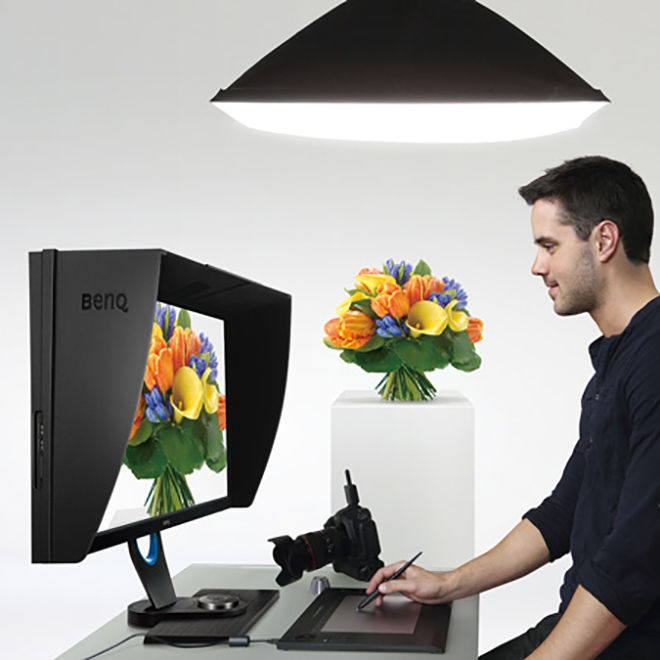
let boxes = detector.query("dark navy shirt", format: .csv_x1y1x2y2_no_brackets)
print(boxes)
524,296,660,658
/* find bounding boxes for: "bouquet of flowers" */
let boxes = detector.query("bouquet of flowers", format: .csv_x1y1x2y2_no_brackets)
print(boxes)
323,259,483,401
124,304,227,516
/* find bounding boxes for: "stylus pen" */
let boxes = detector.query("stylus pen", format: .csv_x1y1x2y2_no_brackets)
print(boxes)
356,551,423,611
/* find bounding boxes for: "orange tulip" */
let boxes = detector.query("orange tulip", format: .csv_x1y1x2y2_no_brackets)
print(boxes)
338,310,375,349
427,277,445,297
217,395,227,432
170,326,202,373
467,317,484,343
404,275,444,305
324,317,344,348
147,347,174,394
371,288,410,319
144,326,170,390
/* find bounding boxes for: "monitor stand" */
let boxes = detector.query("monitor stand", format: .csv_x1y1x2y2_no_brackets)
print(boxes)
126,532,278,642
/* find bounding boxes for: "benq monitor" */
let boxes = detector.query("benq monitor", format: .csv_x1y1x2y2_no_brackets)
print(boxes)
29,248,290,630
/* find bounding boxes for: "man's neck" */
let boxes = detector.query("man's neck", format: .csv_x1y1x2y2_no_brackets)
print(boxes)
590,267,659,337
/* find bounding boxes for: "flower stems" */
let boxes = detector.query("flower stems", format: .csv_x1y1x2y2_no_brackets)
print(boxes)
145,464,196,516
376,365,437,402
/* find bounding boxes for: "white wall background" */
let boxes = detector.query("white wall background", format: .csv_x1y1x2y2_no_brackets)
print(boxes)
2,1,659,657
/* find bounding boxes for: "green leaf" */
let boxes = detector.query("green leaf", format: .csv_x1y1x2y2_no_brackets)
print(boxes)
413,259,432,277
355,334,385,352
179,418,207,460
129,418,153,447
392,337,443,371
177,308,192,330
428,334,451,369
158,424,204,475
350,299,378,319
204,417,225,462
448,331,480,368
345,288,371,297
323,337,342,350
123,438,168,479
206,451,227,474
340,350,358,364
453,353,482,372
352,347,402,373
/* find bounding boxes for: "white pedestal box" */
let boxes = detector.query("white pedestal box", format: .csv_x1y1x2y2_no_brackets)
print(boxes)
331,390,474,570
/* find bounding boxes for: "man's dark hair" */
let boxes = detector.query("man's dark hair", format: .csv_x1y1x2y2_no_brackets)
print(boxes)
518,156,653,263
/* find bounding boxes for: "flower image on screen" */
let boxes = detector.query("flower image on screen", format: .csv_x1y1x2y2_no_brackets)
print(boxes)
99,303,227,532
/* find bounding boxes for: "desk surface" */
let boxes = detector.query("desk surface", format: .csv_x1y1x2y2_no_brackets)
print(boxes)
58,564,478,659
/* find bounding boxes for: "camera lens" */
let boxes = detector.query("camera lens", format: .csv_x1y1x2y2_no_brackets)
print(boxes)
269,528,346,586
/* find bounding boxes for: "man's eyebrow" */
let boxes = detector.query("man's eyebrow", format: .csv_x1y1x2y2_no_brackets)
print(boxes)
534,236,558,246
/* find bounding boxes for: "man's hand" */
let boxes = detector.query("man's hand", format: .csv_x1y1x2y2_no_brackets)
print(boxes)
364,561,457,607
364,520,550,609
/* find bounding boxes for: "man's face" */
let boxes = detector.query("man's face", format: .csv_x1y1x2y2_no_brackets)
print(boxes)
530,199,602,316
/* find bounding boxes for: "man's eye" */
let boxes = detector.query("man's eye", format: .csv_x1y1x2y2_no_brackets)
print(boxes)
544,244,555,252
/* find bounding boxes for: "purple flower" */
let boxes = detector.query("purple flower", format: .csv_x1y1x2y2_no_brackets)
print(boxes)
384,259,413,286
440,277,468,309
189,355,206,378
144,388,171,423
155,304,176,341
429,292,452,308
376,315,409,338
199,333,219,381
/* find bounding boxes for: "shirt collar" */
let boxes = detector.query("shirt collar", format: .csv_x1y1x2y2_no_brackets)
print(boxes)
588,295,660,371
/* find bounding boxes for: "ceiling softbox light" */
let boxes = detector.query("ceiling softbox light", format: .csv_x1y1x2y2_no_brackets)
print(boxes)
211,0,609,143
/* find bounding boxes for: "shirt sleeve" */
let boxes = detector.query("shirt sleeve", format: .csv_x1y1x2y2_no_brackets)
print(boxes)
523,438,586,562
578,348,660,626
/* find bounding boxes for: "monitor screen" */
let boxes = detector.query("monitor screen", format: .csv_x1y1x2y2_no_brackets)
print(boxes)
99,303,228,533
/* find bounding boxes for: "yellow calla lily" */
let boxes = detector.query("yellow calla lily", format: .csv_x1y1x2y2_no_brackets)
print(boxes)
405,300,448,338
355,272,396,294
446,300,469,332
170,366,203,423
202,368,220,414
336,290,369,317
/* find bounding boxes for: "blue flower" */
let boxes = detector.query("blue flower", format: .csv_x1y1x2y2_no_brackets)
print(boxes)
441,277,468,310
198,333,219,381
429,292,453,308
384,259,413,286
144,388,171,423
189,355,206,379
376,315,409,338
155,304,176,341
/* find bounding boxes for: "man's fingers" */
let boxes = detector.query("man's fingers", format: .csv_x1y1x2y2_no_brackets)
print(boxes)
365,561,408,594
378,578,415,596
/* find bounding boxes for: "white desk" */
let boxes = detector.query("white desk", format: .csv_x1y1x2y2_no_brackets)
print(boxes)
58,564,478,659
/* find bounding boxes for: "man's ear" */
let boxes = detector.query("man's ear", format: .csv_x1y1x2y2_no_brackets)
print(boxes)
593,220,620,263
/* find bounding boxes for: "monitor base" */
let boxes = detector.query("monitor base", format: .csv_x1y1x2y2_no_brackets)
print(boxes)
132,589,279,643
127,534,279,641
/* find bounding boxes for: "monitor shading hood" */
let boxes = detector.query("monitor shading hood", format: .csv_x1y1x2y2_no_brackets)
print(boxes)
30,249,291,562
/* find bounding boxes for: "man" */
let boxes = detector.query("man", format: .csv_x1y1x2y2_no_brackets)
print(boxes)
365,156,660,659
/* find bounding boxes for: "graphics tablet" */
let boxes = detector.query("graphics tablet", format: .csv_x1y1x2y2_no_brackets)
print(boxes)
277,587,451,653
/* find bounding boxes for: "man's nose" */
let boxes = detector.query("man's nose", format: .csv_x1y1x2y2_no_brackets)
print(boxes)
531,251,546,276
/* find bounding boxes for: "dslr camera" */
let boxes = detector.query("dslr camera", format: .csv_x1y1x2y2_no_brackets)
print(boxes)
269,470,384,586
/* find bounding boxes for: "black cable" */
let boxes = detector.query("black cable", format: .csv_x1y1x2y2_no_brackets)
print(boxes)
82,633,147,659
83,633,280,659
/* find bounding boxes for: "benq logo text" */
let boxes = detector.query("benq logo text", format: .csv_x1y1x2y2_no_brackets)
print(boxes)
81,292,129,313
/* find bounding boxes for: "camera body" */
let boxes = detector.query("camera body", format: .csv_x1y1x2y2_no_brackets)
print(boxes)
269,470,384,586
